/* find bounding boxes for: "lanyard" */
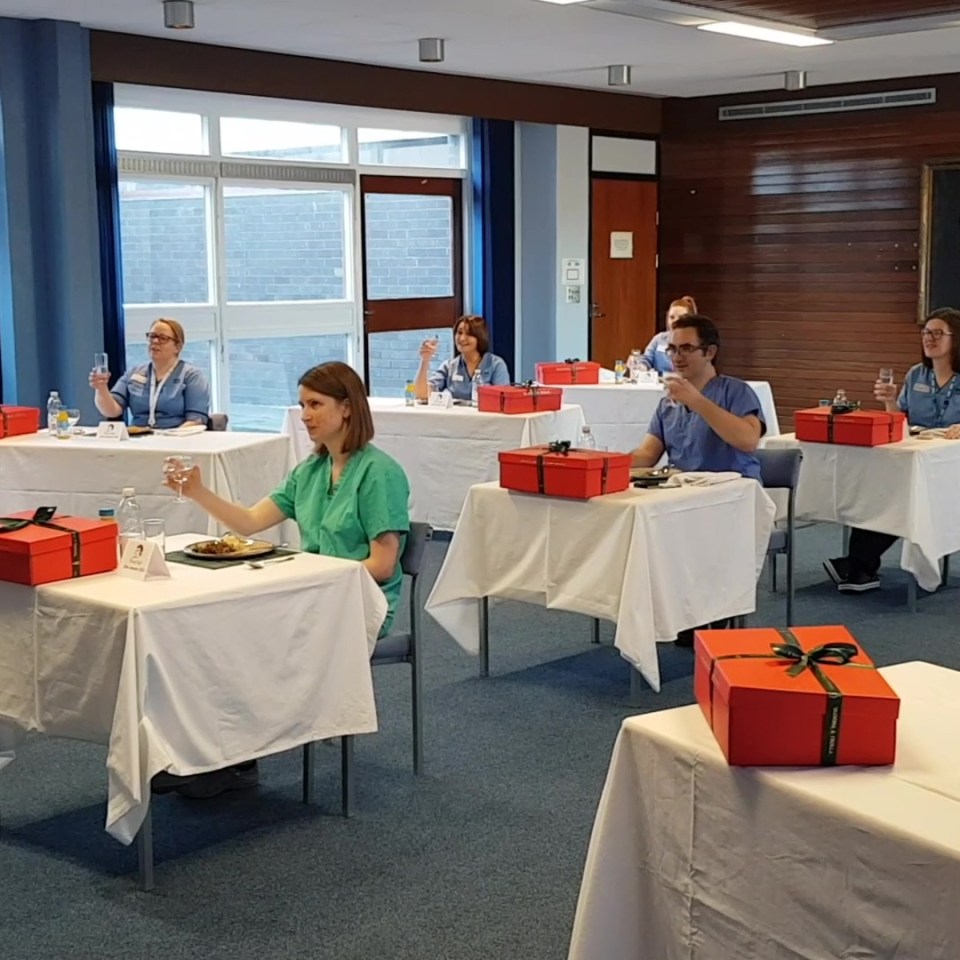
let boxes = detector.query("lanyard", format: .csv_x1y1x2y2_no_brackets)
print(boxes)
931,371,958,428
148,364,174,427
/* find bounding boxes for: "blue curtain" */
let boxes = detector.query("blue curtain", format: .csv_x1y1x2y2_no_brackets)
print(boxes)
471,119,515,378
92,81,126,380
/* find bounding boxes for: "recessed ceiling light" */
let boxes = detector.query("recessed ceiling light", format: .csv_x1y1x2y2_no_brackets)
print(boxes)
698,21,833,47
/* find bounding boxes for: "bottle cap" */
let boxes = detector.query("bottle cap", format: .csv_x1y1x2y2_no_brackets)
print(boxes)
98,507,115,519
121,487,135,497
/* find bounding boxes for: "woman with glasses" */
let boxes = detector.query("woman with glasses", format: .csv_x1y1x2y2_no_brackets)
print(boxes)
824,306,960,593
89,318,210,429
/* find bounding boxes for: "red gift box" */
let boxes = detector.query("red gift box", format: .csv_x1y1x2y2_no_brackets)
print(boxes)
0,405,40,439
535,360,601,385
794,408,906,446
477,384,563,415
498,444,631,499
0,510,119,585
694,626,899,767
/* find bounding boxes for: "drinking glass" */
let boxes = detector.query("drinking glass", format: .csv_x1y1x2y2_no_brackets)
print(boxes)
662,372,682,407
94,352,109,375
879,367,894,385
143,518,166,555
66,408,80,430
162,455,193,503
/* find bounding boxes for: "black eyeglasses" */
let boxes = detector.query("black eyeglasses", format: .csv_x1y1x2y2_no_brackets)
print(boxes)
145,333,176,344
920,329,952,341
665,343,708,358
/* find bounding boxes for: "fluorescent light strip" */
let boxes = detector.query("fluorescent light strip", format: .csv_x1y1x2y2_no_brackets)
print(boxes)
533,0,592,4
698,21,833,47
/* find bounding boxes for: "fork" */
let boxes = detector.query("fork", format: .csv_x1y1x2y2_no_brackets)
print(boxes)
245,556,296,570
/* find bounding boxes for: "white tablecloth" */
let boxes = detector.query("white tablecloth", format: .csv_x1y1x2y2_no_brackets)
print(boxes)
561,381,780,454
765,433,960,591
0,534,386,844
0,431,293,537
568,661,960,960
282,399,586,532
425,480,775,691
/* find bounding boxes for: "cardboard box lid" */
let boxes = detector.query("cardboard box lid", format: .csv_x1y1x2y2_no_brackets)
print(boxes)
499,446,631,471
696,625,900,720
0,511,118,557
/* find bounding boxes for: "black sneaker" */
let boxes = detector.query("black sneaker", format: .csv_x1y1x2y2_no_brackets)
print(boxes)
837,570,880,593
823,557,850,586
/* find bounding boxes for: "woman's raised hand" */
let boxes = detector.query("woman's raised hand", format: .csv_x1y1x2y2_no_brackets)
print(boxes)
419,338,439,362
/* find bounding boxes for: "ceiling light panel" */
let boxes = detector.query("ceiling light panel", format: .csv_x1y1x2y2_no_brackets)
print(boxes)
698,21,833,47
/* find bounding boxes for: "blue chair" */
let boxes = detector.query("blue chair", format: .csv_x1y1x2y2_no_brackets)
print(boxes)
303,522,432,817
756,447,803,625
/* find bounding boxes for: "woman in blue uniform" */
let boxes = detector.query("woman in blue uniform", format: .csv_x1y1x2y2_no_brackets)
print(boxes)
414,315,510,403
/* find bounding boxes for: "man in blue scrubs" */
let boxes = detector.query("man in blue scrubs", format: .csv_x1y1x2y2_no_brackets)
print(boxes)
630,314,766,478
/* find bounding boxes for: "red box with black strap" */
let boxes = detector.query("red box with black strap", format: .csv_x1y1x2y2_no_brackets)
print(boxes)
498,442,631,500
794,408,906,446
694,625,899,767
535,360,601,385
477,383,563,415
0,406,40,439
0,509,119,585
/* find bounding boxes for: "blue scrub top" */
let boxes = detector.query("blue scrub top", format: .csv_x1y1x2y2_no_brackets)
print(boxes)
897,363,960,429
648,375,765,480
111,360,211,428
428,352,511,402
640,331,673,375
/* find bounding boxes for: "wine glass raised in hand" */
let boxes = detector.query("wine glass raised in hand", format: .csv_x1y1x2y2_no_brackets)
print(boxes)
163,455,193,503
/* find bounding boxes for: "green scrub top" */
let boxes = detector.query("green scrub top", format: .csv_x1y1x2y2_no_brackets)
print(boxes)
270,443,411,634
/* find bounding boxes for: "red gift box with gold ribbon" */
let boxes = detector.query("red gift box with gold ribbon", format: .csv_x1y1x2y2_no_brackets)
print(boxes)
694,625,899,767
0,510,119,585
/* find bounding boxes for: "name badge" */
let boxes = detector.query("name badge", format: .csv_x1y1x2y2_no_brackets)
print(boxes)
913,383,931,394
452,374,464,382
130,372,148,384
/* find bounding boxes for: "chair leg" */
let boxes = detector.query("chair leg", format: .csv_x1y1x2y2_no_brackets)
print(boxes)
137,804,155,892
411,655,424,777
786,543,795,627
341,735,354,818
591,618,601,644
302,742,315,805
769,553,778,593
628,666,643,708
478,596,490,678
842,525,851,555
907,577,918,614
943,554,951,585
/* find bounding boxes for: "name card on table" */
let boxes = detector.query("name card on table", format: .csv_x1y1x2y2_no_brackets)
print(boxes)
118,539,171,581
635,370,658,384
96,421,130,441
428,389,454,409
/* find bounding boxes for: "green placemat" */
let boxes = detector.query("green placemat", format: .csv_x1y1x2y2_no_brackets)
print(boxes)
165,546,300,570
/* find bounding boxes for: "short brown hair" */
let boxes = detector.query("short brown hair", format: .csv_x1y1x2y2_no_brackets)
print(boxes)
922,307,960,373
153,318,185,349
454,315,490,356
298,361,374,455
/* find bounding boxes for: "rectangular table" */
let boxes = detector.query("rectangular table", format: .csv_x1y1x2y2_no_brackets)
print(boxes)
562,380,780,455
283,399,586,531
0,431,294,537
0,534,386,845
764,433,960,591
425,480,775,692
568,661,960,960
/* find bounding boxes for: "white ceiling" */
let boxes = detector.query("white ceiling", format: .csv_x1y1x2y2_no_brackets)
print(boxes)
3,0,960,98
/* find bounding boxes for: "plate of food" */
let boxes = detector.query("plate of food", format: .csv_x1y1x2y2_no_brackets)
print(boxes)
183,533,276,559
127,425,154,437
630,466,679,488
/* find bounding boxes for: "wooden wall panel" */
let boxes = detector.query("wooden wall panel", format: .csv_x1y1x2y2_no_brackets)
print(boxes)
659,73,960,427
678,0,960,29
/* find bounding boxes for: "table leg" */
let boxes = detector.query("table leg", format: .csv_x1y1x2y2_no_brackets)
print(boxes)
907,577,918,614
479,596,490,678
137,804,155,892
629,667,643,708
591,618,601,644
302,742,315,805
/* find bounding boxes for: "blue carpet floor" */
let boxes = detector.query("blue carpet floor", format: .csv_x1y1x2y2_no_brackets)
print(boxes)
1,523,958,960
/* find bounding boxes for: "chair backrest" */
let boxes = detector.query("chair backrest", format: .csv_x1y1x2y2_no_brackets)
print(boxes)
207,413,229,432
401,522,432,578
756,447,802,490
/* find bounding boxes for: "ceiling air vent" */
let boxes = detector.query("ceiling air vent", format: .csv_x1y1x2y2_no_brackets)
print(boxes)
718,87,935,122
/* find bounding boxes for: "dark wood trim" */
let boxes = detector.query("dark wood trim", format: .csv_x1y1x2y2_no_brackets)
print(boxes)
358,176,463,197
588,172,658,182
91,31,662,134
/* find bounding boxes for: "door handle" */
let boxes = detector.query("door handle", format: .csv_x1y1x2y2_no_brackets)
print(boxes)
590,303,605,319
363,309,374,317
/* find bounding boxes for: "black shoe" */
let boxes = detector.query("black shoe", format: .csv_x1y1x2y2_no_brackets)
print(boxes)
151,771,201,795
823,557,851,586
837,570,880,593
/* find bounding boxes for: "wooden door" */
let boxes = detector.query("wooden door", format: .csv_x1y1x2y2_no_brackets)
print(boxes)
590,178,658,369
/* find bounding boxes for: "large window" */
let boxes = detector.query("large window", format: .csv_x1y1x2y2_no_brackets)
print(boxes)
114,87,468,427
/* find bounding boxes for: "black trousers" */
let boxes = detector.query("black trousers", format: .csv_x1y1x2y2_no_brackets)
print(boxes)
848,528,898,576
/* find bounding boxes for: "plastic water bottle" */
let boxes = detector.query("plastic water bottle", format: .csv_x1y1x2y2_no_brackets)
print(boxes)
404,380,416,407
471,371,482,406
116,487,143,553
578,424,598,450
47,391,61,435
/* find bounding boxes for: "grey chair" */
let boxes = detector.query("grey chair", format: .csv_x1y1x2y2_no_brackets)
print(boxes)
756,447,803,625
302,522,432,817
207,413,229,431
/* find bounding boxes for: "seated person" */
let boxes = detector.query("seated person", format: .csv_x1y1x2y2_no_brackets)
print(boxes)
156,360,410,798
415,314,510,402
630,314,765,481
639,295,697,375
824,306,960,593
89,318,210,429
